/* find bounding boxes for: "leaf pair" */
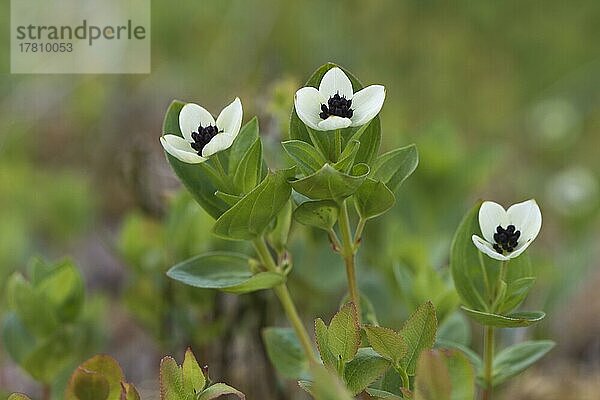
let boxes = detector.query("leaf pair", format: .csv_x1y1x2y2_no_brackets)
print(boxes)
160,348,244,400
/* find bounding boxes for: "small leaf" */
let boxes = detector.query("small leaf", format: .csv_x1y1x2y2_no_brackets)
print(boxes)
8,394,33,400
213,170,292,240
399,302,438,375
268,200,293,252
159,356,185,400
460,307,545,328
365,388,403,400
349,117,381,166
315,318,336,368
67,355,125,400
197,383,245,400
183,347,206,393
290,163,369,201
233,138,262,194
72,369,110,400
293,200,339,231
434,340,482,372
334,139,360,173
491,340,555,386
364,325,407,365
498,277,536,314
354,179,396,220
228,117,260,175
167,252,285,294
371,144,418,192
327,302,361,363
282,140,327,174
262,327,309,379
344,347,391,395
414,350,451,400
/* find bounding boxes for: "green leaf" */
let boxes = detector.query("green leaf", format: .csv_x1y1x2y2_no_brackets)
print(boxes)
167,252,285,294
290,163,369,201
72,369,110,400
121,383,141,400
159,356,185,400
67,355,125,400
450,202,489,311
434,340,482,372
436,312,471,347
414,350,475,400
399,301,438,375
498,277,536,314
268,200,293,252
308,364,354,400
282,140,327,175
214,191,241,206
414,350,451,400
228,117,260,175
262,327,309,379
349,117,381,166
8,394,32,400
293,200,339,231
233,138,263,194
213,170,292,240
197,383,245,400
1,312,35,364
162,100,229,219
371,144,418,193
315,318,336,368
6,273,59,336
22,331,74,383
334,139,360,173
364,325,407,365
35,258,84,323
354,179,396,220
491,340,555,386
183,347,206,393
344,348,391,395
460,307,545,328
327,302,361,363
365,388,402,400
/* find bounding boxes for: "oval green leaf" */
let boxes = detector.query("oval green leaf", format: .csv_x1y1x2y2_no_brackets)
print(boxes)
460,306,546,328
290,163,369,201
167,252,284,294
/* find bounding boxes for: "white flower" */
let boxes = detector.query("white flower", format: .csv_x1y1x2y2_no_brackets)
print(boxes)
472,199,542,261
294,67,386,131
160,98,243,164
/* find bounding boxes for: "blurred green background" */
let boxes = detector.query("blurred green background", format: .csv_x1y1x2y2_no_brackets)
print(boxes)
1,1,600,399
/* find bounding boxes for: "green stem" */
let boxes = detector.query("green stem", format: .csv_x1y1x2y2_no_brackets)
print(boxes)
396,365,410,389
338,200,361,323
253,238,318,364
353,218,366,246
482,325,495,400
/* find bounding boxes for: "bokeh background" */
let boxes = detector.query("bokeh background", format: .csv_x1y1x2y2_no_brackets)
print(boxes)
1,1,600,399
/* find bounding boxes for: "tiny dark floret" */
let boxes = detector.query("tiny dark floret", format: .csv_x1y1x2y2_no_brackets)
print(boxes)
191,124,221,155
493,224,521,254
320,92,354,120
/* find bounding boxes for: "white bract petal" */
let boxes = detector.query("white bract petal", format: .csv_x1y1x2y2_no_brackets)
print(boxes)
472,235,510,261
319,67,354,99
317,116,352,131
507,199,542,245
179,103,215,141
202,133,236,158
216,97,243,138
160,135,206,164
350,85,386,127
295,87,325,130
478,201,509,243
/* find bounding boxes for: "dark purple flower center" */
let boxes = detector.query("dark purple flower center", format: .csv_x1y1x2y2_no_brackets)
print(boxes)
320,93,354,119
493,224,521,254
190,124,221,155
